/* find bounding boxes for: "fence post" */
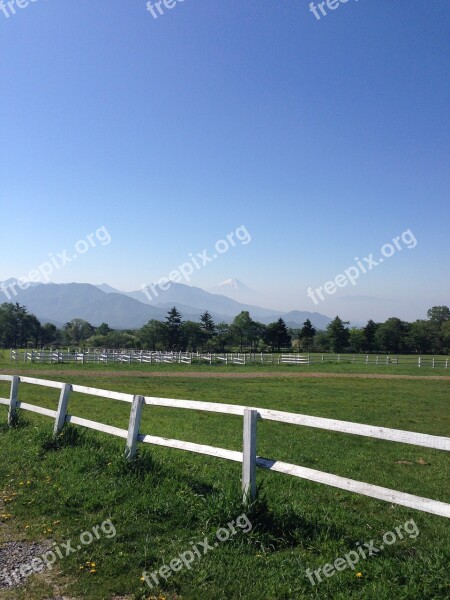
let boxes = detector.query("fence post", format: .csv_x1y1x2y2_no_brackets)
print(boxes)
242,408,258,504
125,395,145,459
53,383,72,436
8,376,20,426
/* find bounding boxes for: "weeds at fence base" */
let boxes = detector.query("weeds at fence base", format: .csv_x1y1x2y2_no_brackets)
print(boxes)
114,450,164,480
38,425,83,452
2,411,29,431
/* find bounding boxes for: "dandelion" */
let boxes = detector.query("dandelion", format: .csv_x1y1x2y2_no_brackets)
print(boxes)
356,572,363,578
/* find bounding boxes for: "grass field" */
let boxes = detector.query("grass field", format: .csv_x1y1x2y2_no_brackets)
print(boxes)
0,359,449,599
1,350,450,377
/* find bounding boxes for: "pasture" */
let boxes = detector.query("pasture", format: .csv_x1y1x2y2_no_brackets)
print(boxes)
0,359,449,599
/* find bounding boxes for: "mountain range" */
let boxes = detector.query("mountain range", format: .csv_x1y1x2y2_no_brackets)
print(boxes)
0,278,333,330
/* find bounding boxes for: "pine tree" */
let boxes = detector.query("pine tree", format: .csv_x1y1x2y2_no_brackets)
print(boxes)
165,307,183,350
200,310,216,350
326,316,350,352
363,319,378,353
298,319,316,351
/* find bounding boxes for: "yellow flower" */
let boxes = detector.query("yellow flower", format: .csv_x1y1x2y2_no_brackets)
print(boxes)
90,569,96,574
356,572,363,578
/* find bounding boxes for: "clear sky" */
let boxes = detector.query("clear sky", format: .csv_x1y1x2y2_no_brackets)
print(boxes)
1,0,449,322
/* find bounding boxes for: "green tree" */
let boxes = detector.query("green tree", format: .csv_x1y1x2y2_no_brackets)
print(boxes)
40,323,59,348
231,311,254,351
298,319,316,351
26,313,41,348
200,311,216,350
427,306,450,328
0,303,41,348
363,319,378,353
326,316,350,352
96,323,112,336
181,321,205,351
374,318,407,353
441,321,450,354
62,319,95,346
249,320,266,352
165,307,183,350
214,322,230,352
406,320,433,354
139,319,168,350
264,318,291,352
312,330,328,352
426,306,450,353
348,328,365,353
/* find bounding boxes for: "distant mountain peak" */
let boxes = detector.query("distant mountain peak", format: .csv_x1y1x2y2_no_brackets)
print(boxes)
218,278,252,292
1,279,332,330
95,283,122,294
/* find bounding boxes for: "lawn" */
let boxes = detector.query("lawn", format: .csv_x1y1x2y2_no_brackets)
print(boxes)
1,349,449,378
0,364,449,599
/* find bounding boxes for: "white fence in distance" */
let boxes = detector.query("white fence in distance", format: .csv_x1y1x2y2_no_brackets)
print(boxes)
8,349,450,368
0,374,449,518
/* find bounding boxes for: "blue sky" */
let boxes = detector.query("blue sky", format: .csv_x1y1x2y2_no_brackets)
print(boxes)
1,0,449,321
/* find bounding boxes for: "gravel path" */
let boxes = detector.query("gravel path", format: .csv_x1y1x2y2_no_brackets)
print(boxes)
0,540,51,589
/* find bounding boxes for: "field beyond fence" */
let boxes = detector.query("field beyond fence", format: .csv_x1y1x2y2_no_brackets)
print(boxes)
9,349,450,368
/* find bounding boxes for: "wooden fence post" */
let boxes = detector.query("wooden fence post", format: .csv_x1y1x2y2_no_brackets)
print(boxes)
242,408,258,504
53,383,72,436
125,395,144,459
8,376,20,426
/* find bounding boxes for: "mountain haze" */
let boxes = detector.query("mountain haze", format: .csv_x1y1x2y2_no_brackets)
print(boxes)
0,280,332,330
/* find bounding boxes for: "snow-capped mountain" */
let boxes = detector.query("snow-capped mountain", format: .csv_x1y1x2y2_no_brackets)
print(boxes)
218,279,253,292
210,278,256,303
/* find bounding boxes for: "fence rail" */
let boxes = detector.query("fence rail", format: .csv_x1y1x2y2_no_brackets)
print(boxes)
0,374,449,518
8,349,450,368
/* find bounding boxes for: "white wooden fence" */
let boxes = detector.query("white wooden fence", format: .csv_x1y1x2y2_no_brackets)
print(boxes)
0,373,449,518
9,349,449,368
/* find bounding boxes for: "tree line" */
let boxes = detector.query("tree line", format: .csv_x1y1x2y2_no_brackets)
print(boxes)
0,302,448,354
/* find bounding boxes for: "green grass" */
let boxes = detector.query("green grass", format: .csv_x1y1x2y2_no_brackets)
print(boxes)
0,367,449,599
1,349,449,377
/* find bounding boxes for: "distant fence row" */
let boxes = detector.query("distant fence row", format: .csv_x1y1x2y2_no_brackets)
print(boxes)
9,349,449,368
0,374,449,517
